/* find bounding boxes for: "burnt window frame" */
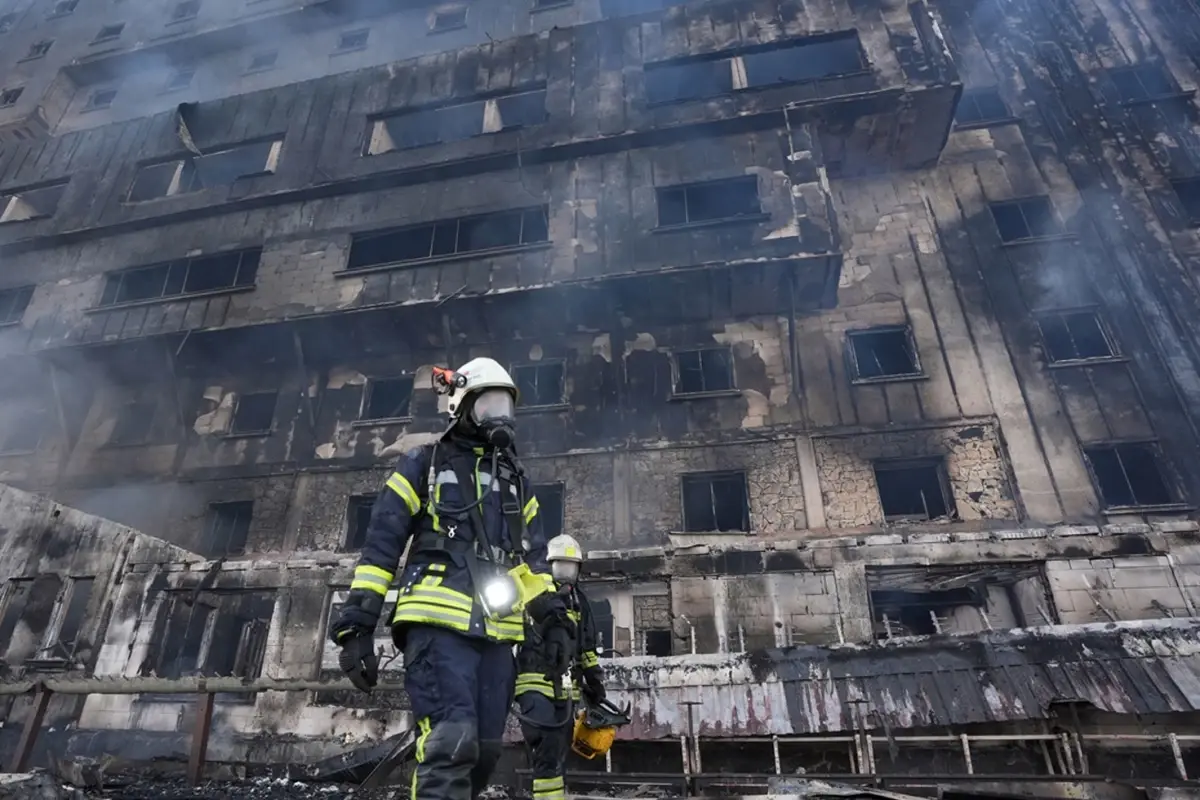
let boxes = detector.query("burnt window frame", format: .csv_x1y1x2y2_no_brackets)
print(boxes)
953,87,1012,129
1036,308,1119,365
430,6,467,32
83,87,117,111
126,138,283,203
92,22,125,43
532,482,566,539
358,375,415,422
989,196,1064,243
345,206,551,273
97,248,261,309
204,500,253,557
846,325,923,383
672,347,736,396
0,181,68,224
35,576,96,663
335,27,369,52
643,31,868,106
0,87,25,108
1082,441,1178,510
680,469,751,534
48,0,78,17
0,285,33,326
364,84,549,156
512,360,567,409
228,391,277,436
107,396,162,447
344,494,377,551
1170,178,1200,227
1106,64,1186,106
873,457,957,523
21,39,54,61
655,175,763,229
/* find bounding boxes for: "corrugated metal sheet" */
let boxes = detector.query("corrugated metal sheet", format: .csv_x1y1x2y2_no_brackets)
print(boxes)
596,619,1200,739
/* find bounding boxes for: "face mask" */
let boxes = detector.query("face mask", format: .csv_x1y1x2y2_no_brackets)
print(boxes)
551,560,579,585
469,389,516,448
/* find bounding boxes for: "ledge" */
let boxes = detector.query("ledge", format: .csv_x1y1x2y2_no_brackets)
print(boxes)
334,242,553,278
850,373,927,387
1046,356,1128,369
83,284,256,314
350,416,413,428
220,430,273,440
1118,90,1195,108
998,233,1080,248
652,213,769,235
669,389,742,401
1101,503,1193,516
516,403,571,415
953,116,1020,132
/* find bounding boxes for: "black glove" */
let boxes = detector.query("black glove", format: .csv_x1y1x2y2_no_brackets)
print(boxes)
541,624,574,681
581,666,606,705
338,632,379,694
526,590,567,627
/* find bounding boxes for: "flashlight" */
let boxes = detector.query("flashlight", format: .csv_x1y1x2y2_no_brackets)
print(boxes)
479,575,519,619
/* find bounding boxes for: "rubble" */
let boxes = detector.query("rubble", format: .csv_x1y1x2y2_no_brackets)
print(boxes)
77,774,417,799
0,771,83,799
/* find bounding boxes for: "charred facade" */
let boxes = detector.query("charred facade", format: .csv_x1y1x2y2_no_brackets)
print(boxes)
2,0,1200,789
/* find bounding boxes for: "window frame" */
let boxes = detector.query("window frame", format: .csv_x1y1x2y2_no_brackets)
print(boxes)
1081,440,1179,511
1170,178,1200,227
654,175,764,230
357,375,415,423
35,576,96,663
0,182,68,225
430,6,468,32
106,396,161,448
953,87,1012,129
672,347,737,397
126,139,283,203
532,482,566,539
679,469,751,534
96,248,262,309
170,0,200,21
0,285,34,326
163,67,195,92
228,391,277,437
344,494,378,551
84,88,118,112
511,360,567,410
873,457,957,523
1035,307,1120,366
335,28,369,52
92,23,125,43
204,500,254,557
988,196,1064,243
247,50,278,73
21,39,54,61
0,87,25,108
48,0,77,17
1107,64,1183,105
846,325,924,383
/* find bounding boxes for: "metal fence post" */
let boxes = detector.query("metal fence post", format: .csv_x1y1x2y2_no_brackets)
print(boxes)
9,687,52,773
188,689,216,785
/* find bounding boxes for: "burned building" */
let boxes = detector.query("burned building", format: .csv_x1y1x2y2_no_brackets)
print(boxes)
2,0,1200,791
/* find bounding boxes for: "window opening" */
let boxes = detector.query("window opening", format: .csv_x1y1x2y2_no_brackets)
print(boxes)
1084,443,1173,508
230,392,276,434
1038,311,1114,362
99,249,261,306
990,197,1060,242
347,207,549,271
674,348,734,394
681,471,749,532
345,494,376,550
513,362,564,407
874,459,955,522
361,376,414,420
848,327,920,380
205,501,253,556
532,483,564,539
954,87,1008,126
657,176,760,226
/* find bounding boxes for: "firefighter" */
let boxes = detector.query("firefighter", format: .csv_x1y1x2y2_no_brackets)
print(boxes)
515,534,606,800
330,357,576,800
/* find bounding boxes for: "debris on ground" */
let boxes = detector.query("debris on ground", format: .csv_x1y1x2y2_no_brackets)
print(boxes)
0,771,84,799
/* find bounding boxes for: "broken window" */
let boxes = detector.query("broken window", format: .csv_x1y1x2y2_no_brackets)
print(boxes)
49,0,77,16
990,196,1061,242
164,68,195,92
0,88,24,108
93,23,124,42
513,362,564,407
1038,310,1115,362
150,591,274,692
643,629,672,657
84,88,117,111
431,7,467,31
336,28,369,51
24,40,53,59
533,483,565,539
127,140,282,201
681,471,750,533
847,326,921,381
589,597,614,656
366,86,547,155
1084,442,1173,508
644,32,863,104
361,376,414,420
171,0,199,20
657,176,760,227
247,50,278,72
674,348,734,394
954,87,1009,127
874,458,956,522
204,501,253,556
868,564,1051,639
0,285,33,324
229,391,276,435
347,207,549,271
1108,64,1175,103
37,577,94,662
345,494,377,551
0,183,67,224
98,248,261,306
1171,178,1200,226
108,398,159,446
0,580,33,659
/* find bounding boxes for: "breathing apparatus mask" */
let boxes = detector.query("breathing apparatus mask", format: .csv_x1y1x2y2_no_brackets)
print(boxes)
468,388,516,450
551,559,580,585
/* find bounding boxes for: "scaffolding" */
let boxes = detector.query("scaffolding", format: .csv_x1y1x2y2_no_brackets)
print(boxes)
1,676,1197,790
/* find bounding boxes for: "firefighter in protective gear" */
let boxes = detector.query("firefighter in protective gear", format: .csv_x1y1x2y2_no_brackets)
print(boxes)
330,357,576,800
515,534,606,800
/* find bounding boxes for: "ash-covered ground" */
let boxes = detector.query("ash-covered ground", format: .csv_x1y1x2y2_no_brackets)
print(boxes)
80,776,406,799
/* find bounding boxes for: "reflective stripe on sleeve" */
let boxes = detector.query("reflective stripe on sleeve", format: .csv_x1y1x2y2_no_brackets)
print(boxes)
351,565,394,595
523,496,540,525
386,472,421,515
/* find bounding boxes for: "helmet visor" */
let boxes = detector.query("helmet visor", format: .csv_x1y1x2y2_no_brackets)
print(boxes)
470,388,515,425
551,560,580,584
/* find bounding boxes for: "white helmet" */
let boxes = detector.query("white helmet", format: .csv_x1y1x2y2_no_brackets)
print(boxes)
435,357,520,448
439,357,519,418
548,534,583,584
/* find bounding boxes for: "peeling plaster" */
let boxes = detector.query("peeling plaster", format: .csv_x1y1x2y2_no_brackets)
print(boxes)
624,332,657,357
326,367,367,390
193,387,233,435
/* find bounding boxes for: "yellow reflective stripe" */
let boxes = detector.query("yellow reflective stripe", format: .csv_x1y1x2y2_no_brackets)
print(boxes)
485,615,526,642
386,472,421,515
428,484,442,532
400,583,473,613
568,609,581,623
581,651,600,669
523,495,539,524
392,604,472,632
534,777,564,792
411,717,431,800
515,674,581,699
351,565,394,595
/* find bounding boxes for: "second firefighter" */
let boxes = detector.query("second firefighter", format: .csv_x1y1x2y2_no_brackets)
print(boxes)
515,534,607,800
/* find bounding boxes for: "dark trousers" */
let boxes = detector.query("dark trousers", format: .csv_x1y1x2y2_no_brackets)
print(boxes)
404,624,517,800
517,692,572,800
